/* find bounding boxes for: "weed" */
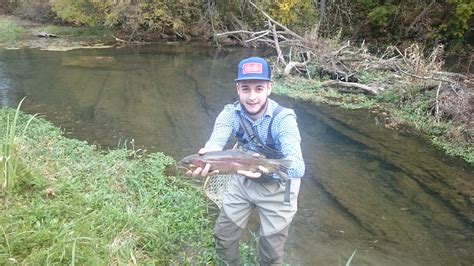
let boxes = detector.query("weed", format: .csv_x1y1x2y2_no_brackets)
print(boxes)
344,249,357,266
357,70,378,84
0,18,26,46
376,89,401,104
0,98,37,193
240,229,259,265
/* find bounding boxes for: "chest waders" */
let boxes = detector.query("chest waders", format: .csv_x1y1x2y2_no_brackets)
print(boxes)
236,105,292,205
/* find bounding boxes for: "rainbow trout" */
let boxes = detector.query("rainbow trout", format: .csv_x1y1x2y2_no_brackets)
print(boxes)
177,149,291,180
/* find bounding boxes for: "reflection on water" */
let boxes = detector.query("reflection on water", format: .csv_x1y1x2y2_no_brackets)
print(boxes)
0,62,14,107
0,44,472,265
0,44,246,157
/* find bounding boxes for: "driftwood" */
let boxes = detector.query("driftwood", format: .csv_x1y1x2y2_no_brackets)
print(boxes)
112,35,128,43
36,32,59,38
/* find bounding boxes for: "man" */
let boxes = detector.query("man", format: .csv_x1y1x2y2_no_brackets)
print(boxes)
187,57,305,265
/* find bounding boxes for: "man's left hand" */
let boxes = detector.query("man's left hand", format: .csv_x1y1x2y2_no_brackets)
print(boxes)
237,165,270,179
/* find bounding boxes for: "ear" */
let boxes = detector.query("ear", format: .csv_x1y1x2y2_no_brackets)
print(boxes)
267,82,272,96
235,83,240,94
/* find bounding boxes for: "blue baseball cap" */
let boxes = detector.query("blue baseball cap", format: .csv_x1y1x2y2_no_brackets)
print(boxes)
235,57,271,81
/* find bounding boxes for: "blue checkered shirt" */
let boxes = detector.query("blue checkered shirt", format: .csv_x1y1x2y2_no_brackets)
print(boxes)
204,99,305,179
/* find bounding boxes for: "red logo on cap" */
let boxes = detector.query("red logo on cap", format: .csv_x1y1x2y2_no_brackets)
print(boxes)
242,63,263,74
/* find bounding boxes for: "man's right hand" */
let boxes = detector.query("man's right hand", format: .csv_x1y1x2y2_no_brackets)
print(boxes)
185,148,220,178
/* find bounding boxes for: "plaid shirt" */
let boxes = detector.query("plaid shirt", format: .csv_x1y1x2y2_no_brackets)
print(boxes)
204,99,305,179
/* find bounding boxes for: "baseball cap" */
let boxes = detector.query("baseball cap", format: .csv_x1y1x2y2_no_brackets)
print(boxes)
235,57,271,81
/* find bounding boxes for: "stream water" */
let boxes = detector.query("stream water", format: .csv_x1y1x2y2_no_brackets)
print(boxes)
0,44,472,265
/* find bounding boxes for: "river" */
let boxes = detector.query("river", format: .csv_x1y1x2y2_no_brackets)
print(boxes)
0,44,472,265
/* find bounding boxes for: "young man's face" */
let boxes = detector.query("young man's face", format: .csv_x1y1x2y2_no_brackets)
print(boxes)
236,80,272,119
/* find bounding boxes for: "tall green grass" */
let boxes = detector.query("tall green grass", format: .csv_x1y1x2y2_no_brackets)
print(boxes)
1,98,36,193
0,18,26,46
0,107,215,264
39,25,112,38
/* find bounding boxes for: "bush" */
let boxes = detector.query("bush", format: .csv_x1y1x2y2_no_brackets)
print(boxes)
0,18,26,45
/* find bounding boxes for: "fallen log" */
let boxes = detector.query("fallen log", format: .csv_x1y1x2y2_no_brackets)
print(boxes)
320,80,379,95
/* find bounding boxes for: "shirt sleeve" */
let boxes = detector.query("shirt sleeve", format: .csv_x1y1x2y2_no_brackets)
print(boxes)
204,105,235,151
275,110,305,179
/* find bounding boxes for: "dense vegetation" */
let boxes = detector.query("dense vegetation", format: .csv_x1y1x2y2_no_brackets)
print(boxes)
1,0,472,51
0,16,25,45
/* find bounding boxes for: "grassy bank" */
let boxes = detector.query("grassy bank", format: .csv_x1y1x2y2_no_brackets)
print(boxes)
0,108,215,264
37,24,112,41
0,16,113,48
273,76,473,166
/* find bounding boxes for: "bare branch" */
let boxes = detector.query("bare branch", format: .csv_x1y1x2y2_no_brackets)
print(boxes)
248,1,305,41
271,23,286,66
245,30,270,43
214,30,256,37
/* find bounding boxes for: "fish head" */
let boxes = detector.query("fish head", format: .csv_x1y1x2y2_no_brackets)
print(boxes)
176,154,205,171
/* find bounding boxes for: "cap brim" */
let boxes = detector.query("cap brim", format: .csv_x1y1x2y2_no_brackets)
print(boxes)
235,77,272,82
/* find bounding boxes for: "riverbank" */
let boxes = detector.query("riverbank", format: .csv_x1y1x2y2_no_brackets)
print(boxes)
0,107,217,264
272,76,473,166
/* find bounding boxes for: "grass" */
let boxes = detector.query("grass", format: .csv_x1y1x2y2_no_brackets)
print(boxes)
38,25,112,39
0,107,216,264
1,98,36,193
0,18,26,46
273,76,377,109
340,249,357,266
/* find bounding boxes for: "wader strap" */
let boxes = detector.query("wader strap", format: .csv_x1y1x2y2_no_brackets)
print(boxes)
237,112,257,143
237,114,284,159
266,105,284,149
283,179,291,205
236,105,285,159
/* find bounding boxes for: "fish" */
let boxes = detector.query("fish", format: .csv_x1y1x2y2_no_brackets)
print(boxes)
177,149,292,180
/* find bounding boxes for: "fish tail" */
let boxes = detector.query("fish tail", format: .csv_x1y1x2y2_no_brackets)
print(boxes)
268,159,291,180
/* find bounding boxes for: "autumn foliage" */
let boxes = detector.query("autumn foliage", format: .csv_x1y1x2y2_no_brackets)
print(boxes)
2,0,472,47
